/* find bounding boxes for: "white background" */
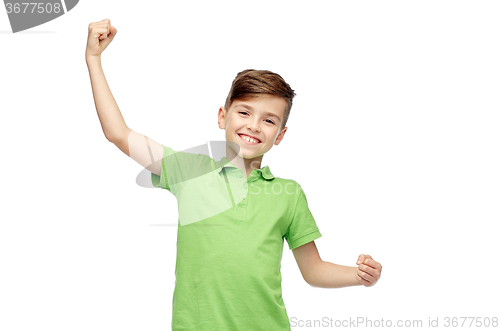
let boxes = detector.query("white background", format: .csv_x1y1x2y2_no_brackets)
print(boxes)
1,1,499,330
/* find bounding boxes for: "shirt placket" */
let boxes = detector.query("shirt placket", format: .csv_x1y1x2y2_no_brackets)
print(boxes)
233,169,248,221
222,168,261,222
212,160,247,222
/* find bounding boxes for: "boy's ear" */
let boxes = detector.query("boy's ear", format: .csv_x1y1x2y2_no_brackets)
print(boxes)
218,107,226,129
274,127,287,146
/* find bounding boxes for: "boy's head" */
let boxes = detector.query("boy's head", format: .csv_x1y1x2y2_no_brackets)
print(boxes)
223,69,296,132
218,69,296,160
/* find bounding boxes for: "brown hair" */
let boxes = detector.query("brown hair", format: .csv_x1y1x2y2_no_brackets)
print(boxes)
224,69,296,131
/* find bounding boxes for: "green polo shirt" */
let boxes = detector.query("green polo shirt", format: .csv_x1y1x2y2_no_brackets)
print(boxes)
151,144,322,331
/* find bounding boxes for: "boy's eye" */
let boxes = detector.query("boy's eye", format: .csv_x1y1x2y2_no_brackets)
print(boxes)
239,111,274,124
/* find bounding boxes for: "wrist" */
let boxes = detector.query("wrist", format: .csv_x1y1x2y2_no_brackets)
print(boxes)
86,54,102,65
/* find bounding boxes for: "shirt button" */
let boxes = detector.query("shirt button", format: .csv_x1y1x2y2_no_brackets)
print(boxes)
241,195,246,200
243,183,248,189
237,172,243,178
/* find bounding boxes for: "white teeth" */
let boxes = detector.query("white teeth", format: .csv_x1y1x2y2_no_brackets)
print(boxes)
241,134,258,143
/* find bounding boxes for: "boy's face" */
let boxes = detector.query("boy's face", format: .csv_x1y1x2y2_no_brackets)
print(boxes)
218,94,288,160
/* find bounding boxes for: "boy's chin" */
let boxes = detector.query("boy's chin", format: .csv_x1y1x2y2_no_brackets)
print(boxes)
234,147,256,159
242,148,270,160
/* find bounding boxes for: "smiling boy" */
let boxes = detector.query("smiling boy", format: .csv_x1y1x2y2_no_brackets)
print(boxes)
86,19,382,331
218,92,288,178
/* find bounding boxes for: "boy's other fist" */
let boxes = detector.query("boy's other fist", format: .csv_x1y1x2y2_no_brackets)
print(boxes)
355,254,382,287
86,18,118,58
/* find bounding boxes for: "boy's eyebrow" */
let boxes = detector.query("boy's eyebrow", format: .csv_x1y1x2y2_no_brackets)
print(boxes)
236,104,282,121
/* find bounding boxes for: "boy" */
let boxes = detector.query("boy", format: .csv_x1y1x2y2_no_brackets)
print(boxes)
86,19,382,331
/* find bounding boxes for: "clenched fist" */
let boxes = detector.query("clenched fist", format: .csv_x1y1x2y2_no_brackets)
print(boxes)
356,254,382,287
86,18,118,58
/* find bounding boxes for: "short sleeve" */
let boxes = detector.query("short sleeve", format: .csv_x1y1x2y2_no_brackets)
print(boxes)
151,145,170,191
284,184,322,250
151,144,205,195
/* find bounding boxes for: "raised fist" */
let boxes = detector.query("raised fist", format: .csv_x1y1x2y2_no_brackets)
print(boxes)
86,18,118,58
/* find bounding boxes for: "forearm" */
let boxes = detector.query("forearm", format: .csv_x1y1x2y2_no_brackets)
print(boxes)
307,261,361,289
86,55,129,142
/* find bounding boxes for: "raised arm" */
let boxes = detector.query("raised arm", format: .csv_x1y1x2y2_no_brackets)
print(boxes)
86,18,163,176
113,129,164,177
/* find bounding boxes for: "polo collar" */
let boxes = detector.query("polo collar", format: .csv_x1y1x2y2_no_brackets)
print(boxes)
214,157,275,180
260,165,274,180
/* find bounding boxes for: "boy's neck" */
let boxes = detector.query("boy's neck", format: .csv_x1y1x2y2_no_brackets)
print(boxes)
225,142,263,179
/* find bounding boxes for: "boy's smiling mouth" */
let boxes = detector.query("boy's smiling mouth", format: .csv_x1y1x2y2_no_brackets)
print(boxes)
238,133,261,145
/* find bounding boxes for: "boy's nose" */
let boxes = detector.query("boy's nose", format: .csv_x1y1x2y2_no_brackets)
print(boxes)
246,121,261,133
